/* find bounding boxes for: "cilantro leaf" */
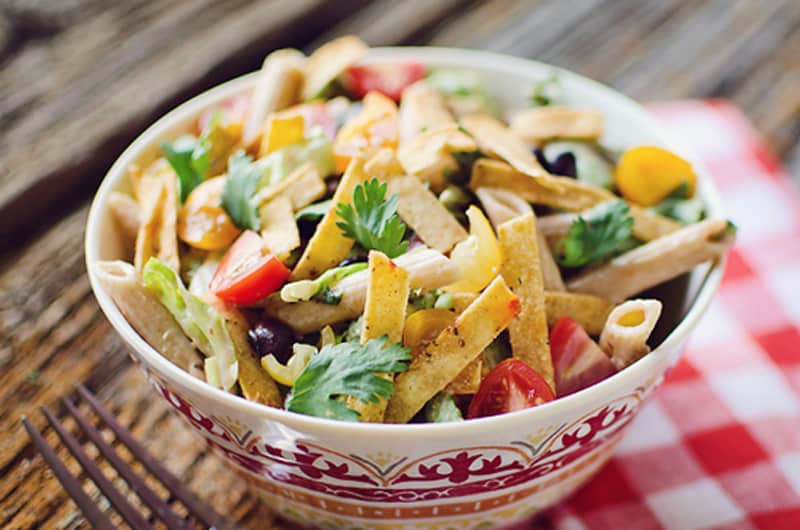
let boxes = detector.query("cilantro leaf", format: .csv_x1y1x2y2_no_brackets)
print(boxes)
530,74,562,107
335,179,409,258
557,200,634,267
286,337,411,421
221,152,261,231
162,135,210,202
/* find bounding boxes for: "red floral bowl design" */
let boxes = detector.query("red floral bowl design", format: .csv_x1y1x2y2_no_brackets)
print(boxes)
87,47,725,530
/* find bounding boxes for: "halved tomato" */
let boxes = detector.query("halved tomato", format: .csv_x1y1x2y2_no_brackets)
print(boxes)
550,316,616,397
342,62,426,102
467,359,554,419
209,231,290,305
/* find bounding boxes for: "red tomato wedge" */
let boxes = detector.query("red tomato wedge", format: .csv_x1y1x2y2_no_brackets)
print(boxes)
342,62,426,102
209,231,290,305
467,359,555,419
550,316,616,397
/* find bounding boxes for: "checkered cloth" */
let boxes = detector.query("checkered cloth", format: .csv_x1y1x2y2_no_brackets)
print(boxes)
531,100,800,530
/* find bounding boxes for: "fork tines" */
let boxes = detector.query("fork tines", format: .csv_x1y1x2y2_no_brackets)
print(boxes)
23,384,232,530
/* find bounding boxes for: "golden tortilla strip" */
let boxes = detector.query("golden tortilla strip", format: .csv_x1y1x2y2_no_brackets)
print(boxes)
303,35,368,101
459,114,562,191
265,248,459,333
399,80,456,141
510,107,603,144
385,276,520,423
291,157,367,280
255,162,326,210
397,125,477,192
349,251,411,422
567,219,735,302
387,175,468,253
445,358,482,394
243,49,306,149
259,196,300,260
498,213,554,392
365,148,405,181
544,291,614,336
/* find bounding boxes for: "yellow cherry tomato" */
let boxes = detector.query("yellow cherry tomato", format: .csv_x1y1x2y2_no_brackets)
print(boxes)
403,309,456,358
259,114,306,156
333,91,398,173
444,206,502,293
615,146,697,206
177,176,241,251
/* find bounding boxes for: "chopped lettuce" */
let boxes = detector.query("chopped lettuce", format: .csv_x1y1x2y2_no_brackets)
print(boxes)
530,74,562,107
188,254,222,297
483,336,511,370
162,135,209,202
426,69,496,117
424,392,463,423
650,184,706,224
142,258,238,390
221,152,262,231
280,262,368,303
295,199,332,222
255,128,334,188
542,141,614,189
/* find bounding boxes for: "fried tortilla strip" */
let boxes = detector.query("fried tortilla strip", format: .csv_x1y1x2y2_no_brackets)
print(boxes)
460,114,562,191
208,297,282,407
303,35,368,101
387,175,468,253
445,359,482,394
291,157,367,280
365,148,405,181
567,219,735,303
475,187,565,291
510,107,603,144
255,162,326,209
349,251,411,422
397,125,477,192
265,247,459,333
133,161,180,273
498,213,554,391
93,260,204,376
399,80,456,141
108,191,140,244
544,291,614,336
243,49,306,148
385,276,520,423
259,196,300,260
470,159,680,241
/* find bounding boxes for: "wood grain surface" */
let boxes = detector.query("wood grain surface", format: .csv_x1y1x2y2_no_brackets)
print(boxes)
1,1,798,528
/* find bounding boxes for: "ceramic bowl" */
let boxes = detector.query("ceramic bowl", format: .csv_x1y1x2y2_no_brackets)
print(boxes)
86,47,725,530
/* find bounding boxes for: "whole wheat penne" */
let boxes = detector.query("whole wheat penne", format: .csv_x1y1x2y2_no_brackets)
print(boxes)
475,187,565,291
93,261,203,376
567,219,735,302
387,175,468,253
243,49,306,148
600,299,662,369
397,126,477,192
399,80,456,141
265,247,459,333
108,191,140,243
544,291,614,336
206,297,282,407
291,157,367,280
510,107,603,144
255,162,326,209
385,276,520,423
259,196,300,260
349,251,411,422
157,165,180,270
303,35,368,101
470,159,680,240
134,161,180,273
498,213,554,391
460,114,562,191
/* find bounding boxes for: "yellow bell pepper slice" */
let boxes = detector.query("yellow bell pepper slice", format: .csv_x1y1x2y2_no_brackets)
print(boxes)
403,308,456,358
261,114,306,155
615,146,697,206
444,205,502,293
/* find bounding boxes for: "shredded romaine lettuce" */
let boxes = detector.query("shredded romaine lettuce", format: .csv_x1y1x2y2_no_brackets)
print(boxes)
255,128,334,189
424,392,463,422
280,262,368,303
542,141,614,189
142,258,238,390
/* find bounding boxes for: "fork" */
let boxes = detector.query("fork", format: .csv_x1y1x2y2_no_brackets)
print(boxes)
22,384,237,530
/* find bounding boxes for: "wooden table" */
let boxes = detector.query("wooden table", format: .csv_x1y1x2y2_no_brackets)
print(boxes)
1,1,798,528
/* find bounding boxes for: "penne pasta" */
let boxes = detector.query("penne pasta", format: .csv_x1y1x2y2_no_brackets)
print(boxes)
510,106,603,144
303,35,368,101
108,191,140,243
498,213,554,391
265,247,459,333
544,291,614,336
259,196,300,260
396,125,477,192
399,80,456,141
134,161,180,273
600,299,662,369
255,162,326,210
387,175,468,253
93,261,203,376
567,219,735,302
385,276,520,423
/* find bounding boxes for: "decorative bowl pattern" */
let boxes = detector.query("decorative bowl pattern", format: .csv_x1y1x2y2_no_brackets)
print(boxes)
86,47,725,529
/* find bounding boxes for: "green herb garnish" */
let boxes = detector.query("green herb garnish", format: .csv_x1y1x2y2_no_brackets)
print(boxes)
424,392,463,423
557,200,634,267
530,74,562,107
335,179,408,258
162,135,211,202
295,199,332,222
286,337,411,421
221,152,262,231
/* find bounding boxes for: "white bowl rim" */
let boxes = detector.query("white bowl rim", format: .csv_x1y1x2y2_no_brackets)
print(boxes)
86,46,725,438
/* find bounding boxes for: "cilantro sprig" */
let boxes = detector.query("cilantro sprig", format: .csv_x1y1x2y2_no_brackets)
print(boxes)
335,179,409,258
162,135,211,202
557,200,635,267
221,152,261,231
286,337,411,421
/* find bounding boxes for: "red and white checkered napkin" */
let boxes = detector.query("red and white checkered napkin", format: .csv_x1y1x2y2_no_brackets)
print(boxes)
536,100,800,530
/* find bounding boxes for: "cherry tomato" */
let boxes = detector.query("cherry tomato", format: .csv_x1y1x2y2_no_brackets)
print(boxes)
550,316,616,397
467,359,555,419
342,62,426,102
177,177,241,251
210,231,291,305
